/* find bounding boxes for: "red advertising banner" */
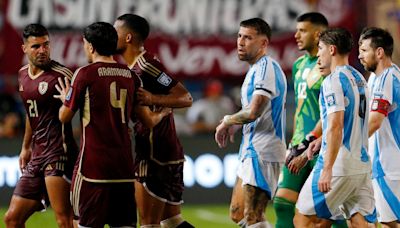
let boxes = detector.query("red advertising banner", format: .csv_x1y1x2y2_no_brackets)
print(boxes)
0,0,363,78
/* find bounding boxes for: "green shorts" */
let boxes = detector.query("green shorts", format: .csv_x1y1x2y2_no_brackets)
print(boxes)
277,155,318,193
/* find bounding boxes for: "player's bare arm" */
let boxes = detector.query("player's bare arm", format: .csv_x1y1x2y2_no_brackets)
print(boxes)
137,82,193,108
319,111,343,193
223,94,268,125
368,111,386,137
19,115,32,172
215,94,267,148
134,105,171,128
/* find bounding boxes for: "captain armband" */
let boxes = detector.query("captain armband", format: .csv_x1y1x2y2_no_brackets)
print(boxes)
371,98,390,116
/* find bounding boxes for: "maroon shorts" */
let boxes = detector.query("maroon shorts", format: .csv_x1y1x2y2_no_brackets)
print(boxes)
71,173,137,227
13,156,71,209
136,159,184,205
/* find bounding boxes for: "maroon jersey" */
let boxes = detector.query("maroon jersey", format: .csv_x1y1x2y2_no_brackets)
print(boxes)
132,51,184,165
18,61,78,168
65,62,137,182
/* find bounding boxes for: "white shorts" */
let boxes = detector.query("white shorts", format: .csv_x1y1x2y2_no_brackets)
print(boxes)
296,169,375,220
372,176,400,223
236,157,282,199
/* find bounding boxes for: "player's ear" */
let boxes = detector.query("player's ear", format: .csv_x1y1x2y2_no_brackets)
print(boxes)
126,33,132,43
329,45,336,56
376,47,385,59
21,44,26,53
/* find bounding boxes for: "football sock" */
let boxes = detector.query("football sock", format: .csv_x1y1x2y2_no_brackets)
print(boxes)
237,218,247,228
140,225,161,228
246,221,273,228
273,196,296,228
160,214,183,228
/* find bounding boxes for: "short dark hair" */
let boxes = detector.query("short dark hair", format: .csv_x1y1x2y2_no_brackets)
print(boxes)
83,22,118,56
359,27,394,57
22,24,49,41
240,18,271,40
319,28,353,55
116,14,150,42
297,12,329,27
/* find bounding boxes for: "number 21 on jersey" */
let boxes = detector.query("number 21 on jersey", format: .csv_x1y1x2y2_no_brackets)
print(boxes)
27,99,38,117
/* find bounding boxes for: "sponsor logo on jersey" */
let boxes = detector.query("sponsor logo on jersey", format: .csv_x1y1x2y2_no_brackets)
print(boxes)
38,81,48,95
157,72,172,86
326,93,336,107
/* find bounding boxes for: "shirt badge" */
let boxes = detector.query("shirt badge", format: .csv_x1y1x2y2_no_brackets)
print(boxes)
38,81,48,95
157,72,172,86
326,93,336,107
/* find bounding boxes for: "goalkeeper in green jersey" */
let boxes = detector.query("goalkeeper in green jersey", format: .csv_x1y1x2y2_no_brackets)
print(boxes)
273,12,347,228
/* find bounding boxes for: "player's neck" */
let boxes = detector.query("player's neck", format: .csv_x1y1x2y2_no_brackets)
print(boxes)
123,45,144,67
330,56,349,72
374,58,392,76
308,46,318,57
248,50,267,65
28,64,44,77
92,54,116,63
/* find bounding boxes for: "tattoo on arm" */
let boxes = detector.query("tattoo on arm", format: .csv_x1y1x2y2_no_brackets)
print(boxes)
224,95,268,126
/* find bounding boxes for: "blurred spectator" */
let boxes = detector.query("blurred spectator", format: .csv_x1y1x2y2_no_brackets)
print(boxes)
186,79,235,134
0,77,23,138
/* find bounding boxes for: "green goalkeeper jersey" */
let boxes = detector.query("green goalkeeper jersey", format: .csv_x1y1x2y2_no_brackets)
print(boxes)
291,54,323,146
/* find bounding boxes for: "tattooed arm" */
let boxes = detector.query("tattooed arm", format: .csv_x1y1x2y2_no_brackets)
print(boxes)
223,94,269,126
215,94,269,148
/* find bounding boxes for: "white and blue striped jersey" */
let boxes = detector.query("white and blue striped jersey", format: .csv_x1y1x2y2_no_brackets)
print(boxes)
368,64,400,180
239,55,287,162
316,65,371,176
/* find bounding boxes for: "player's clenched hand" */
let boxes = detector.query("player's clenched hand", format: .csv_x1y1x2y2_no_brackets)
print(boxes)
19,147,31,173
54,77,70,103
137,87,154,106
318,168,332,193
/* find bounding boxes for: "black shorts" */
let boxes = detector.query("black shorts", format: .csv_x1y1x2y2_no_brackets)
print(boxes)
71,173,137,227
136,159,184,205
13,156,71,209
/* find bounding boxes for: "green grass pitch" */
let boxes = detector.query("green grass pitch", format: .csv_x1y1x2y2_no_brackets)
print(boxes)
0,204,277,227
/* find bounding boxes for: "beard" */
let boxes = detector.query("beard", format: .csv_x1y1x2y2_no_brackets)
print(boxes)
365,62,377,73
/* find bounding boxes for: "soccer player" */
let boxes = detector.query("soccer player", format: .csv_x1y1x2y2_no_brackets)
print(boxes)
359,27,400,228
215,18,287,227
114,14,194,228
294,28,375,227
55,22,170,228
273,12,328,228
4,24,78,228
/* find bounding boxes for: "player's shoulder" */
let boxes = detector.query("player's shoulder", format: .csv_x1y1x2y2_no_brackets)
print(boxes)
293,55,308,66
136,51,166,77
18,64,29,73
49,60,74,80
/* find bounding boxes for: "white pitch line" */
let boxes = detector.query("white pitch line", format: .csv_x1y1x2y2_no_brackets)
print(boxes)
195,209,232,224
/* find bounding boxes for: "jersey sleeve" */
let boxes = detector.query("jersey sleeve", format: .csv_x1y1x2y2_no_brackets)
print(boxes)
323,73,345,115
371,70,393,105
252,60,278,99
64,67,90,112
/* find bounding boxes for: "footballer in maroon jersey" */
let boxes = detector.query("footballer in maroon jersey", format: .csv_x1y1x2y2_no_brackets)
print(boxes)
115,14,194,228
57,22,170,228
4,24,78,228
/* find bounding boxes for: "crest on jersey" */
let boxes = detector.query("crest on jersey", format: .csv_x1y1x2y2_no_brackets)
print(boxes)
157,72,172,86
38,81,48,95
325,93,336,107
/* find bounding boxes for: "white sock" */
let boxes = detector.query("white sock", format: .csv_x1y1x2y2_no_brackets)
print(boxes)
237,218,247,228
160,214,184,228
140,225,161,228
246,221,273,228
